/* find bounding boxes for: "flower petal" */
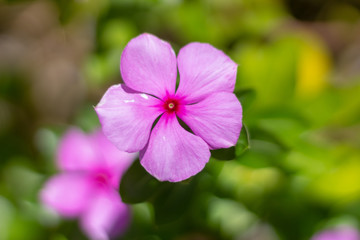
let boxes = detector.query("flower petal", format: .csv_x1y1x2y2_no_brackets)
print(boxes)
81,189,130,240
311,227,360,240
92,130,137,187
120,33,177,98
40,173,93,217
95,84,163,152
176,43,237,103
179,92,242,149
140,114,210,182
57,128,101,172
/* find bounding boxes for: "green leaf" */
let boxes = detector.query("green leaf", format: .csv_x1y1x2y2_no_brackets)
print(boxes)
152,179,197,224
120,160,164,204
235,127,287,169
236,124,251,157
211,147,236,161
234,88,256,110
236,140,283,168
211,125,250,161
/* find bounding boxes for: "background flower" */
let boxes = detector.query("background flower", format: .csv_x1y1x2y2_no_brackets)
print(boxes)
311,226,360,240
40,128,136,240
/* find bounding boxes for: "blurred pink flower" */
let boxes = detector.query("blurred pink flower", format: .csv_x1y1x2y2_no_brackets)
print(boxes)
311,226,360,240
95,33,242,182
41,128,136,240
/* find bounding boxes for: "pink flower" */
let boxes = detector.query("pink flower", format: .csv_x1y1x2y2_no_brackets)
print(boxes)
40,128,136,240
311,227,360,240
95,33,242,182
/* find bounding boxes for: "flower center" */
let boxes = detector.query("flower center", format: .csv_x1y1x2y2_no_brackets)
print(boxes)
93,172,111,188
168,103,175,109
95,174,108,184
164,98,179,113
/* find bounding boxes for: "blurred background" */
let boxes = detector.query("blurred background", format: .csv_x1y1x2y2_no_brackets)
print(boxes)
1,0,360,239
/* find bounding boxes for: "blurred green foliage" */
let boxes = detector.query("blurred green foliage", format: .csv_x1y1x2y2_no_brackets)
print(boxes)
1,0,360,239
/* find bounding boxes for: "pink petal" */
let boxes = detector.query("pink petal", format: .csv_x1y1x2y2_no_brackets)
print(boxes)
92,130,137,187
81,189,130,240
120,33,177,98
40,173,93,217
179,92,242,150
312,227,360,240
95,84,163,152
140,114,210,182
176,43,237,103
57,128,101,172
93,130,136,170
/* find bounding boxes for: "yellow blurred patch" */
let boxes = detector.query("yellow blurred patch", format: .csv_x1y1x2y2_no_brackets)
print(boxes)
217,161,282,199
296,37,331,97
310,158,360,205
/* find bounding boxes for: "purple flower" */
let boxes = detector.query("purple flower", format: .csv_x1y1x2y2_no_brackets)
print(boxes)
311,227,360,240
40,128,136,240
95,33,242,182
